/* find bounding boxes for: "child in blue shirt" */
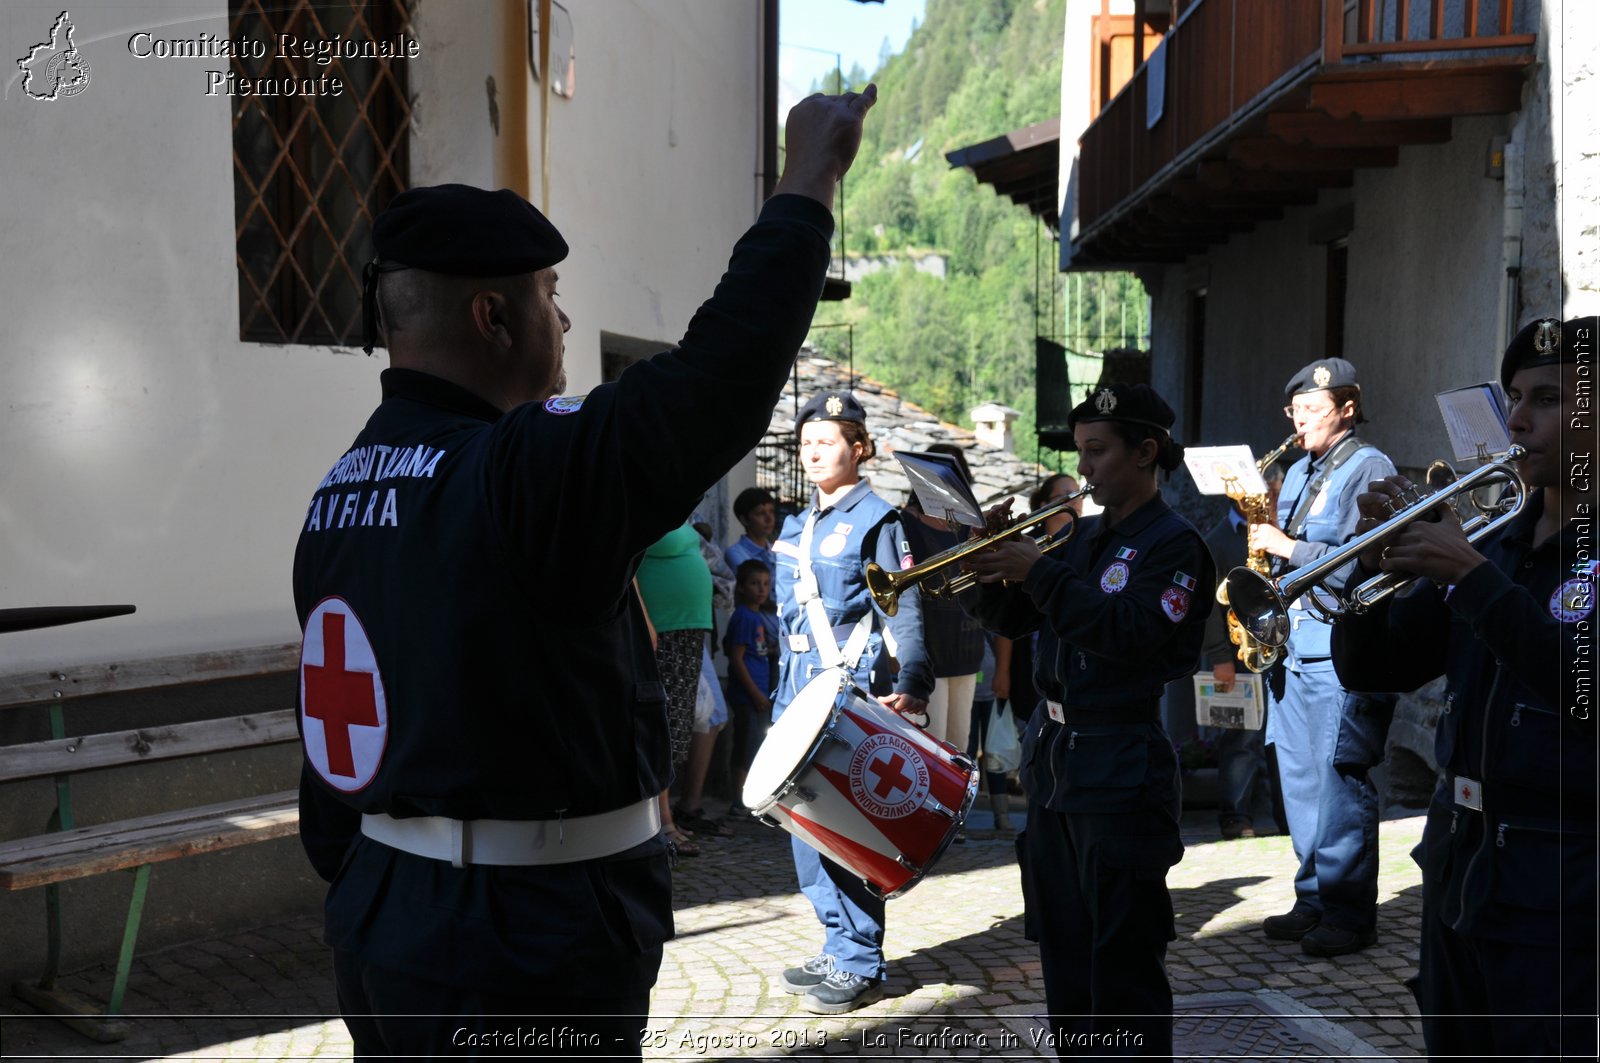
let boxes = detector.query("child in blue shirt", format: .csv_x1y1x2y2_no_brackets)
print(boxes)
725,559,775,809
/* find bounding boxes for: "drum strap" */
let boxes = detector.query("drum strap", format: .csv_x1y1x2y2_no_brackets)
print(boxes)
796,507,876,672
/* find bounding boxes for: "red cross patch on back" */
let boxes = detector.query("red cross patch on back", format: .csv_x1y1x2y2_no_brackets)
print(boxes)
300,597,389,792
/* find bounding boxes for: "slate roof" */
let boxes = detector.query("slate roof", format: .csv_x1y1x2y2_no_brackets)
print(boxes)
763,351,1050,511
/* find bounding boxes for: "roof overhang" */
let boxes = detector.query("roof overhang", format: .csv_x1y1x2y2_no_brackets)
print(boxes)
946,117,1061,231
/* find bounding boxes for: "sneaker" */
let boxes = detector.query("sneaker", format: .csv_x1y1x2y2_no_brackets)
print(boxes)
780,953,835,995
1219,814,1257,841
1262,909,1320,941
801,969,884,1015
1300,923,1378,957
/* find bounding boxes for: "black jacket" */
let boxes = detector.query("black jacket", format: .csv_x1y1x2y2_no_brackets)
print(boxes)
1332,493,1598,944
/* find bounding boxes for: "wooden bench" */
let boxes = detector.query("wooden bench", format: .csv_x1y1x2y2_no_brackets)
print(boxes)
0,638,301,1042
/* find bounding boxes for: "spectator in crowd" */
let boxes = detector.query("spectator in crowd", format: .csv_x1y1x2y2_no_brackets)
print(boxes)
726,487,779,575
636,521,715,853
724,558,775,814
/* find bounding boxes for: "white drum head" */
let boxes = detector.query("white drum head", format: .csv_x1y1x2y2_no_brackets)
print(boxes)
742,670,844,808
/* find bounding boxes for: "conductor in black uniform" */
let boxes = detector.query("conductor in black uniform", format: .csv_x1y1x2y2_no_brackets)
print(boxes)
964,383,1214,1058
1332,316,1598,1059
291,87,878,1059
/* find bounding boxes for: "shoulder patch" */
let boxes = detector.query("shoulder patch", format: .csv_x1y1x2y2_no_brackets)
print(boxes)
542,394,585,415
1551,577,1594,623
1100,561,1131,594
1160,586,1192,622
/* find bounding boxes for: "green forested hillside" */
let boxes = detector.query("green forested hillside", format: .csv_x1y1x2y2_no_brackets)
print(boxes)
800,0,1145,464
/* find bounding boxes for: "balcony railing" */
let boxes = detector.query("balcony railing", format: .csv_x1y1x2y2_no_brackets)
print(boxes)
1077,0,1536,238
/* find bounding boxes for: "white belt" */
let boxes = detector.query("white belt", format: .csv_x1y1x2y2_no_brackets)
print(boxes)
360,797,661,868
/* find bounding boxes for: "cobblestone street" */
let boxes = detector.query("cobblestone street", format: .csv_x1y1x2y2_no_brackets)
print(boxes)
1,807,1426,1060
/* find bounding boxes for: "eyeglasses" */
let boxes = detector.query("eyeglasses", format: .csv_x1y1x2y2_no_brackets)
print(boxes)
1283,403,1336,421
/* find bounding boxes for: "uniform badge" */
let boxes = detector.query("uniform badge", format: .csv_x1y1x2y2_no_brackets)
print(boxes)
1115,547,1138,560
299,597,388,793
1173,571,1197,591
819,532,848,558
849,733,931,820
542,394,584,415
1100,561,1130,594
1094,388,1118,414
825,395,845,416
1160,586,1191,622
1533,319,1561,354
1313,364,1332,387
1550,577,1594,623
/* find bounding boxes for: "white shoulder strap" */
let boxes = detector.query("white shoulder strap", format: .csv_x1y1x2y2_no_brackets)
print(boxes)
796,507,877,672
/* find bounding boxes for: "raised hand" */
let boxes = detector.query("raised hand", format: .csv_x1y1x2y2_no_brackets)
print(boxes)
774,84,879,207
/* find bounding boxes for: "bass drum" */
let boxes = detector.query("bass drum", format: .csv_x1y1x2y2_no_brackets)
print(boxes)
742,668,978,897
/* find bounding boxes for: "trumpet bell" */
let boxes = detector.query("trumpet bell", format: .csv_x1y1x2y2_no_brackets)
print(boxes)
1224,567,1292,650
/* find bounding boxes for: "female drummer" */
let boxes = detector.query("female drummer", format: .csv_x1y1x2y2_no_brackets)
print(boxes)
965,382,1213,1057
769,390,933,1016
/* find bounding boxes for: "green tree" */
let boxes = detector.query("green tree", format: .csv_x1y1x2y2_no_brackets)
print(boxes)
796,0,1147,466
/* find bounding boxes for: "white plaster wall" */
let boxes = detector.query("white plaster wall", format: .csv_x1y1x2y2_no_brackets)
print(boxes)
1342,115,1513,468
0,0,762,673
1148,114,1517,472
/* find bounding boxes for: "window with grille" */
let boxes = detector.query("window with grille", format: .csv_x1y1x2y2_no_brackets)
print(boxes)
231,0,413,346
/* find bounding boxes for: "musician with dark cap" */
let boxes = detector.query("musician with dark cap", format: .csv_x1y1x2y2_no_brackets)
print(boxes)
291,85,877,1058
1249,358,1399,957
964,382,1214,1058
769,388,933,1015
1333,316,1598,1059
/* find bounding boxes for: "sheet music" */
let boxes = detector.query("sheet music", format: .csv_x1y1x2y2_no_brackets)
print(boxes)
1435,382,1511,462
892,451,985,528
1184,445,1267,497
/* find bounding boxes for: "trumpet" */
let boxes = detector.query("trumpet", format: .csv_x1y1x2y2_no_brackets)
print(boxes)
1225,445,1527,649
865,485,1094,617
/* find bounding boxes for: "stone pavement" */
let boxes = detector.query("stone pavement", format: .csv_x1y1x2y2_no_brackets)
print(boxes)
0,806,1427,1061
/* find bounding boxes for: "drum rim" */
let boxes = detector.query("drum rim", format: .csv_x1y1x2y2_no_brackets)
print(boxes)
874,752,981,900
744,669,852,815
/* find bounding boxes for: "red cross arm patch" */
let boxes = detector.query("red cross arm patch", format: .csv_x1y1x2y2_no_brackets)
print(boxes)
300,597,389,792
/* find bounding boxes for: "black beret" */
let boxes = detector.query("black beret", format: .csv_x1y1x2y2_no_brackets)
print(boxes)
1066,382,1176,435
1284,357,1359,399
372,184,568,275
1501,316,1592,388
362,184,567,353
795,391,868,432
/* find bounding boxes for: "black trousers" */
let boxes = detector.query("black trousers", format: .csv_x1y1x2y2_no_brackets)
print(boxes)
1414,907,1598,1060
334,949,651,1061
1021,804,1179,1058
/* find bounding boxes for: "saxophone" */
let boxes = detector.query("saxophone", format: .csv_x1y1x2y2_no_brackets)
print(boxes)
1215,433,1301,673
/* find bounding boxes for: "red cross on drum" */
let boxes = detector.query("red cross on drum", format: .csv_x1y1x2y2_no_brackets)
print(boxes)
299,597,389,792
849,734,931,819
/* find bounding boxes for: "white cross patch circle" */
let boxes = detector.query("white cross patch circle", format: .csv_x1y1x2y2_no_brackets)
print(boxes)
300,597,389,792
849,733,930,820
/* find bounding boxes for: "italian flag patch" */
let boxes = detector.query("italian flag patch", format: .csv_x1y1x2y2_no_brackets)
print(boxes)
1173,571,1197,591
1115,547,1138,560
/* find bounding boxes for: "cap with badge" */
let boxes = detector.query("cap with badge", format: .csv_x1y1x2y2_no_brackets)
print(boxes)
1284,357,1359,399
1501,316,1592,388
1066,381,1176,436
362,183,569,353
795,390,868,432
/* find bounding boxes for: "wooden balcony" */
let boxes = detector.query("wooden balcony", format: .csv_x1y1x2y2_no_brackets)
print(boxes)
1071,0,1536,266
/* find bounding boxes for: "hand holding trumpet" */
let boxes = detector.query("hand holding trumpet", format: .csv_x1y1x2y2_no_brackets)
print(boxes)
1355,475,1487,586
962,499,1045,585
